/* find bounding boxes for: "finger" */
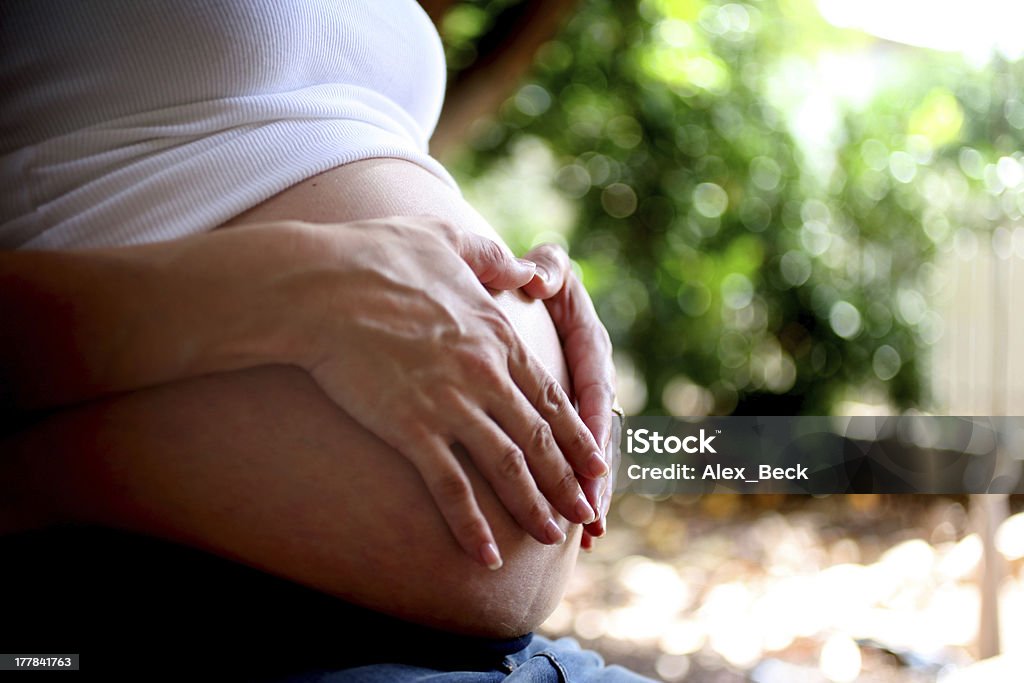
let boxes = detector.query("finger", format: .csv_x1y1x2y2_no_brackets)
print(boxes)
602,409,620,522
563,342,615,451
577,374,615,451
584,408,617,539
580,475,606,537
520,243,572,299
488,380,598,523
496,363,603,520
547,274,617,450
583,480,610,538
586,413,618,538
521,244,617,450
404,432,503,570
506,343,608,482
455,408,568,547
454,230,537,290
579,475,602,517
581,531,595,551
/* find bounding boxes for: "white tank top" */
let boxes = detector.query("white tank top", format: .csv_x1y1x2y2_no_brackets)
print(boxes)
0,0,454,249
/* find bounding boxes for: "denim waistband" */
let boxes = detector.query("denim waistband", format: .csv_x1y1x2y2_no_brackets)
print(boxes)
0,526,533,679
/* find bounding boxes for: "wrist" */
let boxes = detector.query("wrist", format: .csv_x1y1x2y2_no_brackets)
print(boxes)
193,222,361,376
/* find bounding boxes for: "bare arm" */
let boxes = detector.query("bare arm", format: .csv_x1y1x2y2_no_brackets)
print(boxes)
1,227,288,414
0,220,535,415
1,219,603,567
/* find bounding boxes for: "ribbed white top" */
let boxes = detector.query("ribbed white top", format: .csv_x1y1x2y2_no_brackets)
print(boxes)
0,0,455,249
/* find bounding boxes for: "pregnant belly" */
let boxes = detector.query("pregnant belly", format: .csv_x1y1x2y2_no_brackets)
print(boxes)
217,158,580,635
223,158,568,386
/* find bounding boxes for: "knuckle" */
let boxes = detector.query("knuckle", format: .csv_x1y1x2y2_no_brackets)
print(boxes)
536,242,565,259
600,378,617,400
480,238,504,264
527,500,550,526
456,346,499,380
503,334,533,369
570,424,592,452
591,378,615,399
491,319,517,348
396,416,428,442
557,468,580,496
497,445,527,480
529,418,556,454
581,377,616,402
536,376,566,417
427,381,462,409
544,243,570,269
473,240,508,283
434,471,473,504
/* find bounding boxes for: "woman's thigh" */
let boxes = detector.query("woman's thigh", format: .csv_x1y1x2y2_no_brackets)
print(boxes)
2,361,580,638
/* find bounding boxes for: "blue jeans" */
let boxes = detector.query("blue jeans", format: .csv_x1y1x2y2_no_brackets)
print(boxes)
282,636,656,682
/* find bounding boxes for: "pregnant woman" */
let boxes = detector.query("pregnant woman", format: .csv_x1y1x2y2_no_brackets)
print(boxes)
0,1,648,681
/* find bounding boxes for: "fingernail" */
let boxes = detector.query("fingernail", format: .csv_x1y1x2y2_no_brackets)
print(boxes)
587,451,609,478
515,258,537,269
544,518,567,545
480,542,503,571
535,267,549,283
575,493,596,524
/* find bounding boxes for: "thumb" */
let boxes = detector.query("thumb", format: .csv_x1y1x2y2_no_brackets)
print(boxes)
520,243,571,299
457,231,537,289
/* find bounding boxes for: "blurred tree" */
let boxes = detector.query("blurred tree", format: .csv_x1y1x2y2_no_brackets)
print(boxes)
437,0,1024,415
428,0,580,154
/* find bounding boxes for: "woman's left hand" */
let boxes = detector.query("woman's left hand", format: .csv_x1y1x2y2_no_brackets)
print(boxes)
520,244,616,546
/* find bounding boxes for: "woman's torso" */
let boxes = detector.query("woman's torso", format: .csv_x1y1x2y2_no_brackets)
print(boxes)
2,0,581,637
216,157,581,634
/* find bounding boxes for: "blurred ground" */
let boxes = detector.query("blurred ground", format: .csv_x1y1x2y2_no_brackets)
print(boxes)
541,494,1024,682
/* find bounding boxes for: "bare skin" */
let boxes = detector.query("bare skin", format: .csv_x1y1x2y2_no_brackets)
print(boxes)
3,365,579,637
225,159,616,543
1,158,610,636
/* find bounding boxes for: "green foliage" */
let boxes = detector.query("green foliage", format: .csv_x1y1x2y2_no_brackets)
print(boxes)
442,0,1024,415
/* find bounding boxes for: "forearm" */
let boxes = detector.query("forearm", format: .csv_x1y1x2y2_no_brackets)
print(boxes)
0,226,308,415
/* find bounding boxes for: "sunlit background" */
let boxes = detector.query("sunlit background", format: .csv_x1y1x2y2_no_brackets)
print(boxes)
544,495,1024,681
435,0,1023,679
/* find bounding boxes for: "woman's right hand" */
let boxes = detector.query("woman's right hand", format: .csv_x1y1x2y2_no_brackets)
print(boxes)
263,217,606,569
